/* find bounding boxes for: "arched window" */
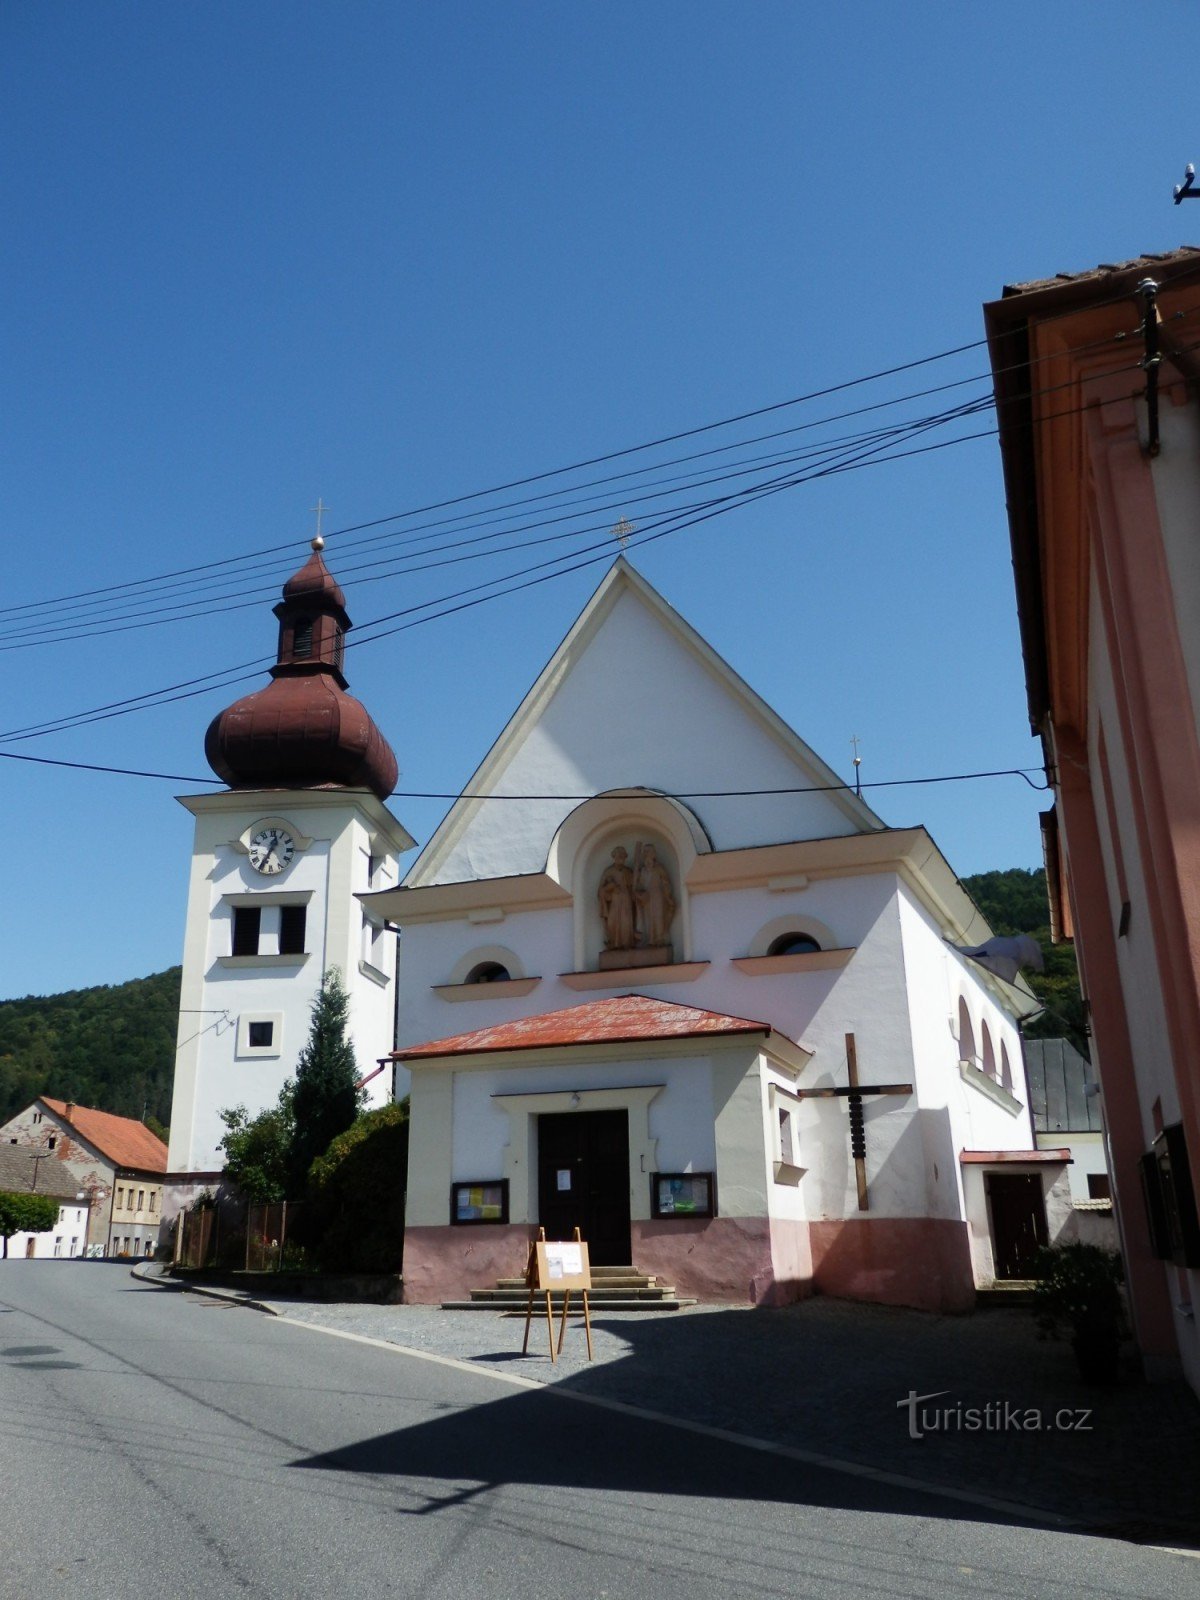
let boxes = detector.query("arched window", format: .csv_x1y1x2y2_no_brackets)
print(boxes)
957,998,976,1065
981,1022,997,1080
766,931,822,956
1000,1042,1014,1092
465,961,511,984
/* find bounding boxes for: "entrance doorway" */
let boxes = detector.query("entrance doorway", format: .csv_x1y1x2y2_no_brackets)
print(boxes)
537,1109,631,1265
986,1171,1048,1279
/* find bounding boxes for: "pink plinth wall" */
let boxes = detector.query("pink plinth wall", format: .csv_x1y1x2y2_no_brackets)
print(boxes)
631,1216,800,1304
402,1224,534,1303
808,1217,976,1313
403,1215,974,1312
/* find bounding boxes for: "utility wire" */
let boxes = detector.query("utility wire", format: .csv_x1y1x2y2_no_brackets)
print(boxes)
0,742,1049,796
2,350,1184,745
10,308,1171,628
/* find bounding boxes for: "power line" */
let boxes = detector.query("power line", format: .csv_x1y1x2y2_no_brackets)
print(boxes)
0,741,1049,796
0,398,995,649
2,346,1183,746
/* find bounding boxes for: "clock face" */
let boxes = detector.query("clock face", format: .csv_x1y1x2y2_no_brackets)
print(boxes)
248,826,296,875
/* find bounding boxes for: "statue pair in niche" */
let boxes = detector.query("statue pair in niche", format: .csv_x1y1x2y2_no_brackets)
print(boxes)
597,841,676,958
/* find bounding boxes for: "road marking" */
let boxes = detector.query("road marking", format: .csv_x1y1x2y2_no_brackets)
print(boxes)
265,1307,1076,1530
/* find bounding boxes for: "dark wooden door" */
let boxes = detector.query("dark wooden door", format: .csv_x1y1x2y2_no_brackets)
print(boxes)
987,1172,1048,1279
537,1110,631,1265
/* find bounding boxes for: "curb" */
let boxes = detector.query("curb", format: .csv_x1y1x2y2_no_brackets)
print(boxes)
130,1262,279,1316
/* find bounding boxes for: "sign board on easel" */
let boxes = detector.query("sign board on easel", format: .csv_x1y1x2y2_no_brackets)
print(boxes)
521,1226,594,1362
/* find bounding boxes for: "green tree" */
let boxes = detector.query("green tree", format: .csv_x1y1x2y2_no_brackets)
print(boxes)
289,969,364,1193
217,1094,294,1204
0,1190,60,1258
307,1100,409,1271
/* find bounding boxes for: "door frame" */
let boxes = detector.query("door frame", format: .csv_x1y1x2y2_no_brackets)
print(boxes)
492,1084,664,1225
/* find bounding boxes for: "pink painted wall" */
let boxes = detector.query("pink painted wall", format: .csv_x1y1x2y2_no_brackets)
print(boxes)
809,1217,975,1313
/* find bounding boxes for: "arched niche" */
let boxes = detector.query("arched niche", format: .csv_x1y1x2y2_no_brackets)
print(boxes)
981,1021,997,1080
957,996,977,1067
547,790,708,972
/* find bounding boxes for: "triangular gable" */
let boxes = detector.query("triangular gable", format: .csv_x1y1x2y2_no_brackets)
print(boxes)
408,559,884,886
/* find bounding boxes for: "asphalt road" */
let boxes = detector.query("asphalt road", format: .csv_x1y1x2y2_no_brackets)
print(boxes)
0,1265,1194,1600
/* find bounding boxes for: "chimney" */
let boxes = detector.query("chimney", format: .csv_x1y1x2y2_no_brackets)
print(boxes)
64,1103,76,1121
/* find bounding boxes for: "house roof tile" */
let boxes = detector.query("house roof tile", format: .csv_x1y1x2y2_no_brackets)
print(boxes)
0,1145,85,1201
41,1098,168,1173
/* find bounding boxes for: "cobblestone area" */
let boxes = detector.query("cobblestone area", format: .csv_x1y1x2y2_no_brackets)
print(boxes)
154,1268,1200,1545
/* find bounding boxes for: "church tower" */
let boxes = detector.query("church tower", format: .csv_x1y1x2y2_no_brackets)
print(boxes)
167,537,413,1173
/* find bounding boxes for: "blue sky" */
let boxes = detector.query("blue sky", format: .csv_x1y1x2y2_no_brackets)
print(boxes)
4,1,1196,997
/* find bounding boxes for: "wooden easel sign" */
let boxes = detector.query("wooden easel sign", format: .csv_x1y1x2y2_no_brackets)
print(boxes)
521,1226,594,1362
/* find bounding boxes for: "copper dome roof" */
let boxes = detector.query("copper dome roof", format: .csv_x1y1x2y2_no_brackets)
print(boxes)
205,541,398,801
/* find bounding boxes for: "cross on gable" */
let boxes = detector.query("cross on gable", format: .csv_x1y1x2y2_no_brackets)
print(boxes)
794,1032,912,1211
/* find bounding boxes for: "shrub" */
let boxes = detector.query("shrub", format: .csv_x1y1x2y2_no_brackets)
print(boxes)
306,1100,409,1272
1032,1242,1127,1384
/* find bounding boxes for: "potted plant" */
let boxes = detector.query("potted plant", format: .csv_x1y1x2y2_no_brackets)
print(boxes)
1031,1242,1127,1385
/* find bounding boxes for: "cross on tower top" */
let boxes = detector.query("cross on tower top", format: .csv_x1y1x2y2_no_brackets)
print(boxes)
310,497,330,551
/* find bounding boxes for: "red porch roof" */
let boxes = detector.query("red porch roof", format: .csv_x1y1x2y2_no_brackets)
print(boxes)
393,993,774,1062
960,1148,1072,1164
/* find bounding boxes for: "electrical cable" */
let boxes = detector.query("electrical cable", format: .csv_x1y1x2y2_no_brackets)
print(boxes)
17,284,1187,622
0,741,1050,796
2,352,1185,745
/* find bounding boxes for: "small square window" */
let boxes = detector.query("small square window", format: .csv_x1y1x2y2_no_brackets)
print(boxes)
248,1021,274,1049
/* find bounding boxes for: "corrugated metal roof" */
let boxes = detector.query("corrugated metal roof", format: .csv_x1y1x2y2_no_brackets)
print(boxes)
1022,1039,1102,1133
41,1097,168,1173
394,993,774,1062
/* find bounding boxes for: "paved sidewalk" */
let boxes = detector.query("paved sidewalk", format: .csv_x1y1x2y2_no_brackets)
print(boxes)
141,1267,1200,1546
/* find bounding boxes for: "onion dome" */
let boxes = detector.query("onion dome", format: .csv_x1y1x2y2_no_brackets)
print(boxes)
204,537,398,800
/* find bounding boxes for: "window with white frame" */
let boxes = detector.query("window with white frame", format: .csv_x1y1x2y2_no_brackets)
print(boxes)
237,1012,284,1059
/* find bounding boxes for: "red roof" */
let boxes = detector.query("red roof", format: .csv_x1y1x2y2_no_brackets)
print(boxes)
41,1098,168,1172
394,993,773,1062
960,1149,1071,1165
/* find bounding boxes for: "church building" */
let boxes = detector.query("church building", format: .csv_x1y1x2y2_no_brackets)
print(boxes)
166,538,413,1175
365,559,1064,1311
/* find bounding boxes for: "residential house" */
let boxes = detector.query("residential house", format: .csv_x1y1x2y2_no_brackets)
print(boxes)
1,1097,168,1256
986,246,1200,1388
0,1145,89,1260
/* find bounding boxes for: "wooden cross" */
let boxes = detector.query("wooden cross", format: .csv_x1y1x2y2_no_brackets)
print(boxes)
794,1032,912,1210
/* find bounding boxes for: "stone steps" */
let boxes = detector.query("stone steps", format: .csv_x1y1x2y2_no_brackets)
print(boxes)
976,1279,1038,1307
443,1264,696,1312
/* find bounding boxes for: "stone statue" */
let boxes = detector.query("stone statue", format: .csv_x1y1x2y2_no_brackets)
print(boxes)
634,843,676,947
597,846,636,950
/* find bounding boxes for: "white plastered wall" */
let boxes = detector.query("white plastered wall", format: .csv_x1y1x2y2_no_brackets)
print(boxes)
169,792,408,1172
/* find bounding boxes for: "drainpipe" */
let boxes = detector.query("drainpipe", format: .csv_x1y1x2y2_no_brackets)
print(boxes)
1137,278,1162,457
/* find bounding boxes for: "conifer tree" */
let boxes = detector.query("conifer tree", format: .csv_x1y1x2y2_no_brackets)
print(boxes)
288,969,364,1192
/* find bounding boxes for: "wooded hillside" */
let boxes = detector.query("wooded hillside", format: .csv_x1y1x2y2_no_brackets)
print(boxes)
961,867,1086,1056
0,968,180,1130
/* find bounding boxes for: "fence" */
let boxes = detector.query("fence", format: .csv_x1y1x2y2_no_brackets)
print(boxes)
245,1201,304,1271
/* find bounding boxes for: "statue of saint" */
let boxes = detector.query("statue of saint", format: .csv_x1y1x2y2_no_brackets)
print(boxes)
634,843,676,947
597,846,636,950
